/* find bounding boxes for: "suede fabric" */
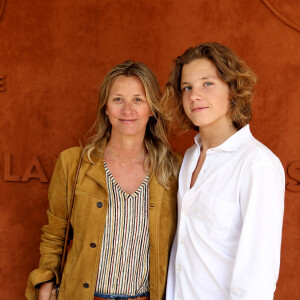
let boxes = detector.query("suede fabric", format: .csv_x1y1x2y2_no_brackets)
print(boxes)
25,145,179,300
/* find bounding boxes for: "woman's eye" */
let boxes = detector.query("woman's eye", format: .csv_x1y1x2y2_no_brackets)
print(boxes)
204,82,213,86
134,98,143,102
182,86,192,92
113,97,122,102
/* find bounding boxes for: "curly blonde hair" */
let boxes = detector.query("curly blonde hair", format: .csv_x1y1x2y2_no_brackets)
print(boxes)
84,60,179,188
162,42,257,130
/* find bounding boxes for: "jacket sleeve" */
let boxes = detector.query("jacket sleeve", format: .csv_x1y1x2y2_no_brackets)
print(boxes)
25,154,69,300
229,157,285,300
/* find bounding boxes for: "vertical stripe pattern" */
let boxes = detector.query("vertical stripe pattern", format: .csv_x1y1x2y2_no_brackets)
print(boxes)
95,161,150,296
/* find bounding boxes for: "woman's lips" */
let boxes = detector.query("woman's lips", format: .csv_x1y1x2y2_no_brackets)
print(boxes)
119,119,136,123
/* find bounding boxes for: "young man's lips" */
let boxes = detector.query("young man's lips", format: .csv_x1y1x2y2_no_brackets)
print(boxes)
191,106,209,112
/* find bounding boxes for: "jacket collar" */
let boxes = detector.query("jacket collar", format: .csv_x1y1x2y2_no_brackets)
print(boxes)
149,174,164,201
83,137,108,164
85,138,108,192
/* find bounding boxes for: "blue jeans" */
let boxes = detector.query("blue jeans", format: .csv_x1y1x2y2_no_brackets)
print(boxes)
94,292,149,299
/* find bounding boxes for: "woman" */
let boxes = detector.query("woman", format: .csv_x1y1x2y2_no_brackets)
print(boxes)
26,60,180,300
164,43,285,299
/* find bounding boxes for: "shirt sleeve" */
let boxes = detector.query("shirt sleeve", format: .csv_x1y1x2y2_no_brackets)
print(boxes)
25,154,69,300
229,157,285,300
166,233,178,300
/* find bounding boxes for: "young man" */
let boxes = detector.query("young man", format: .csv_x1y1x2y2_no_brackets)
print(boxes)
164,43,285,300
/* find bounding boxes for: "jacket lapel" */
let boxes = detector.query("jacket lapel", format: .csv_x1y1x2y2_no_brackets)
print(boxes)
149,174,164,298
149,175,164,204
86,161,108,193
84,139,108,192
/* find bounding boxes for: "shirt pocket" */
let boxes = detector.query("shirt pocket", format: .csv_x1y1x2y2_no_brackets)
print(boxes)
192,191,235,240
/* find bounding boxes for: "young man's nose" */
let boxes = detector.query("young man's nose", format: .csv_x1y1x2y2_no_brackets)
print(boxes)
190,88,203,102
189,88,203,102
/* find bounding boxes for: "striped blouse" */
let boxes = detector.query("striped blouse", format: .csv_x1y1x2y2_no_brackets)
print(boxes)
95,161,150,296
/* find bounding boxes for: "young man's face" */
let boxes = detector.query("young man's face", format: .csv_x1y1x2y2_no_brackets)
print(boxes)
181,58,232,131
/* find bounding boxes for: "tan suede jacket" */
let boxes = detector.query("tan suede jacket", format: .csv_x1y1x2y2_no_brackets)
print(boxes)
25,146,179,300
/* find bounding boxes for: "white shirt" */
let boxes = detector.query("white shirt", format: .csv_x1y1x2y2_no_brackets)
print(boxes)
166,125,285,300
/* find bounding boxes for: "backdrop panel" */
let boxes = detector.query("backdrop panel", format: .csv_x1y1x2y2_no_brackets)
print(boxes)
0,0,299,298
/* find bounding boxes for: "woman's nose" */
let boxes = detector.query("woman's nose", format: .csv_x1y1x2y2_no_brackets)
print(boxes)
121,102,133,114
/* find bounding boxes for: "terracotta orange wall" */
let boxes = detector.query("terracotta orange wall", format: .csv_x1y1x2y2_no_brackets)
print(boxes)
0,0,299,298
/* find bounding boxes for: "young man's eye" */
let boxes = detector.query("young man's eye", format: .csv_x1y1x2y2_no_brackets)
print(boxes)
182,86,192,92
204,82,213,86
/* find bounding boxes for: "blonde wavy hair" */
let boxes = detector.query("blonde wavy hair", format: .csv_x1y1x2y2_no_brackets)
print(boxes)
162,42,257,130
84,60,179,188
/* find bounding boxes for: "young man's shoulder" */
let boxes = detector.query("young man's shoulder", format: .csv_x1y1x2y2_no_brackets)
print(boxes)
183,143,198,158
240,136,283,169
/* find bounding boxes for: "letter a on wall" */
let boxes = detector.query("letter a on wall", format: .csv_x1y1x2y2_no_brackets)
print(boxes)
21,156,48,183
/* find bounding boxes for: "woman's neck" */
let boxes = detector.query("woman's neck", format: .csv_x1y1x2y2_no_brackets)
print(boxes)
105,133,146,160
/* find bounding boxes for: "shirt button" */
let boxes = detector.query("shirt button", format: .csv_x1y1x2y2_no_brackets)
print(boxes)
83,283,89,288
96,201,103,208
90,243,96,248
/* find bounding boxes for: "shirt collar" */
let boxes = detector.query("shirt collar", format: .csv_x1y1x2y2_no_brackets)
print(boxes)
194,124,252,153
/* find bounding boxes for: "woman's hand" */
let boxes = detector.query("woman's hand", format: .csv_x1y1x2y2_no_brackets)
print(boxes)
38,281,54,300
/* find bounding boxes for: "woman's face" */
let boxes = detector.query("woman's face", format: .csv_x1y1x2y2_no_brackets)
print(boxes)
106,75,153,139
181,58,231,131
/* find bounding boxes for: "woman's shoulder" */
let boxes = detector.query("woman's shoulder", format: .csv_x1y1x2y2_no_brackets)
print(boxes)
60,146,82,160
58,147,83,171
